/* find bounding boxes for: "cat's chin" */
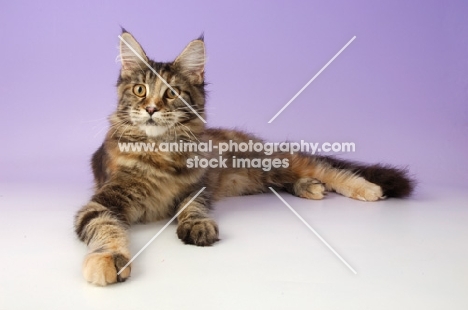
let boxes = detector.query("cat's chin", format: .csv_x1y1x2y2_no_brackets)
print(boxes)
139,124,167,138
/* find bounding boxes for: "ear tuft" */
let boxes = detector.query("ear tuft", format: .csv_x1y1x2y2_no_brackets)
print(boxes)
119,31,148,71
174,39,205,84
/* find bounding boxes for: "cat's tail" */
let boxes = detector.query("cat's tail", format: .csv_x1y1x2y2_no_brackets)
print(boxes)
289,153,415,199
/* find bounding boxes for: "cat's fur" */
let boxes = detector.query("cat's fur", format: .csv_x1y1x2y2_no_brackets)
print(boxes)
74,30,414,286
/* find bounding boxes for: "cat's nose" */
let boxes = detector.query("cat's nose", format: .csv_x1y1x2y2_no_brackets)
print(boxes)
145,106,157,116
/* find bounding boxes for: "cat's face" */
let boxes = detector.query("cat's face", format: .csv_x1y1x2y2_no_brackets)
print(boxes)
112,31,206,140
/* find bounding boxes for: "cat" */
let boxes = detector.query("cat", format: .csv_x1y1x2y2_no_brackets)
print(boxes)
74,29,414,286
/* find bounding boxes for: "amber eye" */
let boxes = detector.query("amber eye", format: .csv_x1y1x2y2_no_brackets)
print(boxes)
165,87,180,99
132,84,147,97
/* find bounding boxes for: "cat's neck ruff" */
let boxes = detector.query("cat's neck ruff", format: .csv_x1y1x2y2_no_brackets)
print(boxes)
139,125,167,138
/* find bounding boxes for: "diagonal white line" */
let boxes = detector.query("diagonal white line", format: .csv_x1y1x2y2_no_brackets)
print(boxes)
268,187,357,274
118,35,207,123
117,187,206,275
268,36,356,123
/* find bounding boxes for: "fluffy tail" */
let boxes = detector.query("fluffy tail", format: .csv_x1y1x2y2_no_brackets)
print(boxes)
315,156,415,198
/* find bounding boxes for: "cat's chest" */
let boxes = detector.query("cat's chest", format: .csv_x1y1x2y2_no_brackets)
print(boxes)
108,143,203,178
110,151,183,171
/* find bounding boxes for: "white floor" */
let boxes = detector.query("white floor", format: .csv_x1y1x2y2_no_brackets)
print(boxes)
1,182,467,310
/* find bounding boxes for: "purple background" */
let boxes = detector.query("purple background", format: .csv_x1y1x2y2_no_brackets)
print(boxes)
1,0,467,189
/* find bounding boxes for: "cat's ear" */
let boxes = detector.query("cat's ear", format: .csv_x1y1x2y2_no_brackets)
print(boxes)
174,38,205,84
119,30,148,71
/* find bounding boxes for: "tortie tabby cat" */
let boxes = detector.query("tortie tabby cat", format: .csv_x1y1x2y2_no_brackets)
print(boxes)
74,30,414,286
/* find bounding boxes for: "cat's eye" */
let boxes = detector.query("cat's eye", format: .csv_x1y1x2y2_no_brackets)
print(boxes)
165,87,180,99
133,84,147,97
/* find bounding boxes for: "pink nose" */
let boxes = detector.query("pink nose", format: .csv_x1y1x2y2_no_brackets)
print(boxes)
146,106,157,115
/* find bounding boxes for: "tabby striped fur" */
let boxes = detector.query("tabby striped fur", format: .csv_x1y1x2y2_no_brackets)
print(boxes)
74,30,414,286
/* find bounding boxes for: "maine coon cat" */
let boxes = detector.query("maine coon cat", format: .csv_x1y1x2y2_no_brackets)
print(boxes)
75,30,414,286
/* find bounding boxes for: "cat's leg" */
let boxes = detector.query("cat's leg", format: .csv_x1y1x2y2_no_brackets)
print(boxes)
290,155,384,201
75,200,131,286
322,173,383,201
176,189,219,246
74,176,150,286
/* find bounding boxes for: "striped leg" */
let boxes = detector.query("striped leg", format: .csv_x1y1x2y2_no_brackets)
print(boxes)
75,200,130,286
74,178,146,286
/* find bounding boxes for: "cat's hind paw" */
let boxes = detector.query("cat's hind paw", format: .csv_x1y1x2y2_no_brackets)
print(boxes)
82,250,131,286
177,218,219,246
353,183,384,202
348,181,384,202
293,178,327,200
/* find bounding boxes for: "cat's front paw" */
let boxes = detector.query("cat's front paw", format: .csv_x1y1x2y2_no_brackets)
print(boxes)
177,218,219,246
82,251,131,286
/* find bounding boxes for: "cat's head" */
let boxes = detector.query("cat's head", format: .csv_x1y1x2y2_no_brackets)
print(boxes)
112,30,206,140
